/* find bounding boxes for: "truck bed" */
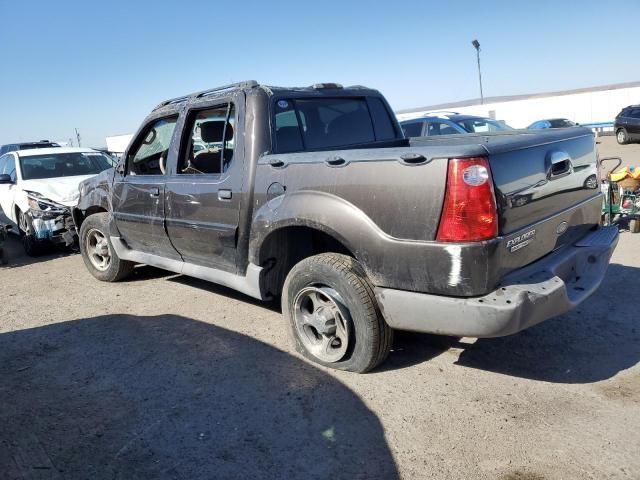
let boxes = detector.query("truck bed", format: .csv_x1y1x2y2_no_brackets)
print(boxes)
255,127,602,296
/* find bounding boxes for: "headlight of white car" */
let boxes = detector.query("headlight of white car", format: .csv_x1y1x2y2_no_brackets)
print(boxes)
25,191,68,218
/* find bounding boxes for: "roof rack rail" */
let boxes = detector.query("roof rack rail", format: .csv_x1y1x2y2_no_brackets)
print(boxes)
153,80,259,111
421,110,461,116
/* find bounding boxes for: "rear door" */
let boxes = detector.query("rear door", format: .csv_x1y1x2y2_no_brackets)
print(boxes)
112,115,181,259
164,95,244,272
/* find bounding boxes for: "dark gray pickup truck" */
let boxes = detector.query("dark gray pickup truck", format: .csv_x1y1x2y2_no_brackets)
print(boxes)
73,80,618,372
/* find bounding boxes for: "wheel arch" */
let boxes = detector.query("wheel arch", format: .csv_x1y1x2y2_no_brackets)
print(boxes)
248,191,389,298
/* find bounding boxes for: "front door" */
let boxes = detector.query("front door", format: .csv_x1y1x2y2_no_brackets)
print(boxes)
0,154,18,227
112,115,181,259
165,99,243,272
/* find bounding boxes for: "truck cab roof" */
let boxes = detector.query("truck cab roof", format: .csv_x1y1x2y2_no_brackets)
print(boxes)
152,80,384,113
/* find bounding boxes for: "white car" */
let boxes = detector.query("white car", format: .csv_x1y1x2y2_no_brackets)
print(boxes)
0,147,114,255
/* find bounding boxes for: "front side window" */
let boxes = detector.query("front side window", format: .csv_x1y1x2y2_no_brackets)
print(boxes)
179,104,235,175
128,116,178,175
401,122,424,137
19,152,113,180
273,96,398,153
0,155,7,177
3,155,17,182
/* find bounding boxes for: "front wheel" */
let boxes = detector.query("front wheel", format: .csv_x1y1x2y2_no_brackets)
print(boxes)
282,253,393,373
18,210,43,256
616,128,628,145
584,174,598,190
79,212,134,282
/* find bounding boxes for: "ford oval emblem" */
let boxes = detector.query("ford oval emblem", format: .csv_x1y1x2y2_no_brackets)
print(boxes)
556,221,569,235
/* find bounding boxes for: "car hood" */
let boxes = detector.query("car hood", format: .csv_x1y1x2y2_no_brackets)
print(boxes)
20,174,98,207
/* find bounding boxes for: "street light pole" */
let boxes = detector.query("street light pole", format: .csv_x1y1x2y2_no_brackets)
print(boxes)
471,39,484,105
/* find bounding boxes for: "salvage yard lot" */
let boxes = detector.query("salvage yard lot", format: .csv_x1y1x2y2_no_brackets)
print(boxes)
1,140,639,479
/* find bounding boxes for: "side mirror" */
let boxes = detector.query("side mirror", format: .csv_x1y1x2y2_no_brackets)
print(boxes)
0,174,13,184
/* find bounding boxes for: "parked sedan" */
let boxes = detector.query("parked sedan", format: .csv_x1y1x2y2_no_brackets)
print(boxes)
0,147,113,255
399,114,513,138
614,105,640,145
528,118,578,129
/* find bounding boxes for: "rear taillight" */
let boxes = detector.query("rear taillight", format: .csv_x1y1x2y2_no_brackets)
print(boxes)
436,157,498,242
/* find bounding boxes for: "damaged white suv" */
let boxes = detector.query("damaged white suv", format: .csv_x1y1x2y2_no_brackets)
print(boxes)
0,147,114,255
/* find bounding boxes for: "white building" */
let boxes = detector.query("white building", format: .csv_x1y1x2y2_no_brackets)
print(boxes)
396,81,640,130
105,133,134,154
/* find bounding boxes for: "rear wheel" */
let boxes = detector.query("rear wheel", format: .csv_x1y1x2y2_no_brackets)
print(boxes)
79,212,134,282
616,128,628,145
283,253,393,373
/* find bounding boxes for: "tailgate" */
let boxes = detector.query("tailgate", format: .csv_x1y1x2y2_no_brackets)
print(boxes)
487,128,600,244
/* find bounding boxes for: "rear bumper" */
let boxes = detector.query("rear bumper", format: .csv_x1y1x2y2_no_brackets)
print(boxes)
375,226,618,338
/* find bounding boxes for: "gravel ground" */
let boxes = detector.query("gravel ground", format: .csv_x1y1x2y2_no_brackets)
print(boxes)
0,139,639,479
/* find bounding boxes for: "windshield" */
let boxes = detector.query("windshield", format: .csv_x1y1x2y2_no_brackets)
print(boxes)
455,118,513,133
19,152,113,180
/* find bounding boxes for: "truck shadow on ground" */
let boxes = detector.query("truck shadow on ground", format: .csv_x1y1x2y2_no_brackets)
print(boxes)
453,263,640,383
0,314,398,480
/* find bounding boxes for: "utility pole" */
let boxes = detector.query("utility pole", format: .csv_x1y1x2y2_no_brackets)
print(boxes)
75,128,81,147
471,39,484,105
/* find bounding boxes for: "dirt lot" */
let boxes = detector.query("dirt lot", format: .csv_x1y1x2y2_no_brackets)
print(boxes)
1,140,639,479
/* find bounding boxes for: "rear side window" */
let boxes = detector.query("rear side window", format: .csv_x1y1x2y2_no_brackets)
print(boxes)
427,121,459,136
179,103,235,175
273,97,398,153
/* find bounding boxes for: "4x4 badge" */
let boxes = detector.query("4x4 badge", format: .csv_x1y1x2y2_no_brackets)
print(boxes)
506,229,536,253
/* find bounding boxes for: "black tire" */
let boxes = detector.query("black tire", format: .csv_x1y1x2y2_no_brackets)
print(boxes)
79,212,134,282
616,128,628,145
18,210,43,256
282,253,393,373
583,174,598,190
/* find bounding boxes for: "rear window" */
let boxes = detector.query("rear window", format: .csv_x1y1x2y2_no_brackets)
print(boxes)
273,97,398,153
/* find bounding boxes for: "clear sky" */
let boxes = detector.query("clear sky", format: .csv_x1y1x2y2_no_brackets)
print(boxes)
1,0,638,147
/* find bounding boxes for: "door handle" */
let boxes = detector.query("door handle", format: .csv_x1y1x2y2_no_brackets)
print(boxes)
148,187,160,197
218,189,232,200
